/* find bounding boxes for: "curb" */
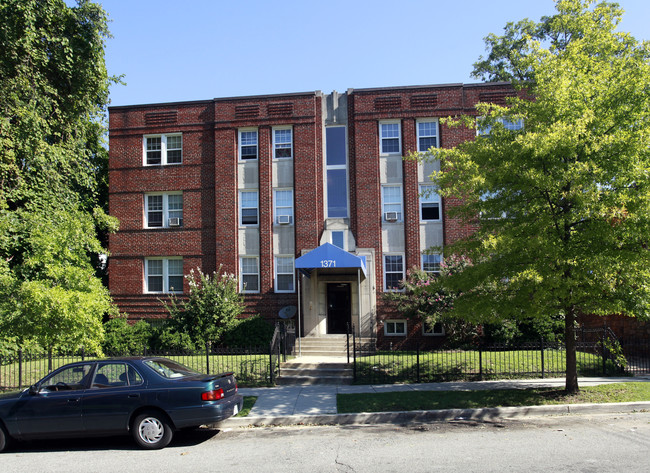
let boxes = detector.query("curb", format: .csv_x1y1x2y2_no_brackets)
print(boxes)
218,401,650,428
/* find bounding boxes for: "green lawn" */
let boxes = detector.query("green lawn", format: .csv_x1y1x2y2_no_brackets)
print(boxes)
337,382,650,413
236,396,258,417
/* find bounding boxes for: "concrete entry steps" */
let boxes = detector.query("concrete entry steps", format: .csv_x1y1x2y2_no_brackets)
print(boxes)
293,335,375,357
277,361,353,385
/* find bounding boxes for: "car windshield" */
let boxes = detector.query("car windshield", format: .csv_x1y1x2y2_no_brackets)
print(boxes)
144,359,200,379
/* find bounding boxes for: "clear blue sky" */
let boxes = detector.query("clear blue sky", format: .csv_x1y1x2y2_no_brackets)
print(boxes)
95,0,650,107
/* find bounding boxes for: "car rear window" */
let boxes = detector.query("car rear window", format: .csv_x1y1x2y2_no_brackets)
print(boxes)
144,359,200,379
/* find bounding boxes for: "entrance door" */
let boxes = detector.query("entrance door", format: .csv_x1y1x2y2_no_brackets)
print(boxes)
327,283,351,334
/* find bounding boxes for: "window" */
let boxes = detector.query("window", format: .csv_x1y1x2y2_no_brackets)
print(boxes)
382,186,403,222
422,253,441,274
145,258,183,293
240,257,259,293
92,363,143,388
275,256,295,292
39,364,93,392
326,127,348,218
384,320,407,336
380,122,401,155
477,117,524,135
423,320,445,336
273,128,292,159
331,231,345,249
274,189,293,225
239,129,258,160
240,190,259,226
145,193,183,228
419,185,441,221
384,254,404,291
143,134,182,166
417,120,438,152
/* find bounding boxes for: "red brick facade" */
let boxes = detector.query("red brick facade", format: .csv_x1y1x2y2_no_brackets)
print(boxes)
108,83,516,345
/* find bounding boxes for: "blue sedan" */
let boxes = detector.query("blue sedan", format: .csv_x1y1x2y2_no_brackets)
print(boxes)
0,357,243,451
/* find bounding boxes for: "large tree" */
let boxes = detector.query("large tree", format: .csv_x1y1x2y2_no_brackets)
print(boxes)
417,0,650,393
0,0,118,353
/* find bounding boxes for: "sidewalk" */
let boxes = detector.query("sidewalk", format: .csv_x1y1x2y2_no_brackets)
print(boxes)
221,376,650,428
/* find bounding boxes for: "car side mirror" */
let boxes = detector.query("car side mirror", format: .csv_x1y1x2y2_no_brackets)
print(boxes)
28,384,40,395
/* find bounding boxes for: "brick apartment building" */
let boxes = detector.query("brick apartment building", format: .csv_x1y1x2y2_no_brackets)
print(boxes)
108,82,516,349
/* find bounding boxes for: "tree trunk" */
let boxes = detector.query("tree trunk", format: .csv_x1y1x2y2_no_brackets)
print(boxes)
564,306,579,394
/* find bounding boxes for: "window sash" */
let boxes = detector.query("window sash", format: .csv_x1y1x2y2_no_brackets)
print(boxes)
384,320,407,336
240,191,259,225
240,257,259,292
274,189,294,224
146,193,183,228
422,254,441,274
380,122,401,155
419,185,440,221
382,186,403,221
275,256,295,292
146,258,183,293
239,130,258,160
384,254,404,291
144,134,182,166
417,120,438,152
273,128,293,159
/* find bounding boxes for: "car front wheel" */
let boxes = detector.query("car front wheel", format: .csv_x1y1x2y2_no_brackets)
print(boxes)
132,412,173,449
0,423,10,453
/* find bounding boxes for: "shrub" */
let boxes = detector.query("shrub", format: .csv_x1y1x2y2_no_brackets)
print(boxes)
102,317,151,355
222,315,275,347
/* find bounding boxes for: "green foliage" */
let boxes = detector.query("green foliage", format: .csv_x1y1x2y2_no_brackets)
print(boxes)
148,324,198,352
102,317,152,355
164,267,244,346
222,315,275,348
412,0,650,392
0,0,119,352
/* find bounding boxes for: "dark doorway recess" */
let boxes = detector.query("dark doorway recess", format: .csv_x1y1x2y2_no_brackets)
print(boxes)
327,283,351,334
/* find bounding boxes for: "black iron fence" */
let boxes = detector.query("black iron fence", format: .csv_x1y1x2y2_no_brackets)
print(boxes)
352,335,650,384
0,322,296,392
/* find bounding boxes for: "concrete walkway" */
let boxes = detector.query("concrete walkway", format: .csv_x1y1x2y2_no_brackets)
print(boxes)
221,376,650,428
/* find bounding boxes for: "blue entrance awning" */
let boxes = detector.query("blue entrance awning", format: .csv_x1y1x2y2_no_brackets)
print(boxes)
295,243,367,279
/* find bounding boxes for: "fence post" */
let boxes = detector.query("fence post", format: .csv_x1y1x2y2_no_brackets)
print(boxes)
479,346,483,381
269,342,274,385
81,347,85,362
18,348,23,391
602,329,607,376
539,337,544,379
205,342,211,374
416,345,420,383
353,329,357,382
346,323,350,364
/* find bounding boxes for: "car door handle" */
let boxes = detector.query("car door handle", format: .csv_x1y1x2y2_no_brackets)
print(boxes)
68,398,81,403
128,394,140,399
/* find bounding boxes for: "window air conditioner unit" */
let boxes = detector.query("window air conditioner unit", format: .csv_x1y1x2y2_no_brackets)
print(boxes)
384,211,398,222
168,217,181,227
277,215,291,225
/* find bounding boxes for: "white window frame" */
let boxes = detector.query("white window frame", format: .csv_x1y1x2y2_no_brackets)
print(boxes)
379,121,401,156
239,129,258,161
419,185,441,222
416,119,439,152
273,127,293,159
422,253,442,275
477,117,524,136
273,188,294,225
240,256,260,293
383,253,405,292
143,134,182,166
384,320,407,336
382,185,403,223
239,190,259,226
274,256,295,293
144,192,183,228
144,257,183,294
423,320,445,336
